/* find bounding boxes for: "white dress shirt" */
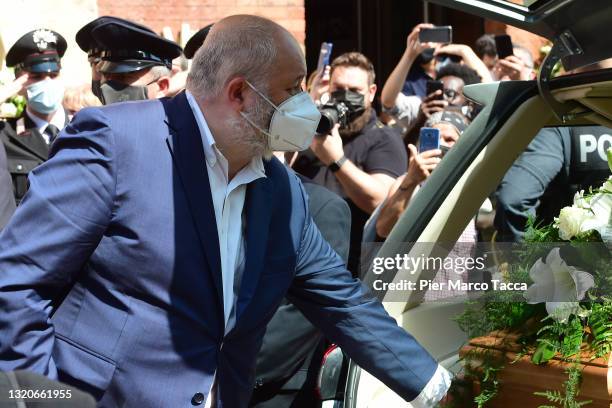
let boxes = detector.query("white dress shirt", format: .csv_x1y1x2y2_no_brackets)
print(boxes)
25,106,66,144
186,92,266,407
187,91,450,408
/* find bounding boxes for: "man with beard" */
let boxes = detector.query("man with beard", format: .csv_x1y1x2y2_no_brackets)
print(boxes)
0,15,450,408
293,52,408,275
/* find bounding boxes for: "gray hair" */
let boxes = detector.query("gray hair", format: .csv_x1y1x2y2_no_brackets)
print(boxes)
186,16,279,98
149,65,172,79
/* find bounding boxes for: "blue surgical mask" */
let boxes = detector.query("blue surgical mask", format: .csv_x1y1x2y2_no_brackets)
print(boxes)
26,78,64,115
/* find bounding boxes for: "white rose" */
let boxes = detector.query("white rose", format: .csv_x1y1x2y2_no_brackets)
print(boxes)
555,206,591,240
573,190,589,209
582,188,612,244
0,102,17,118
524,248,594,323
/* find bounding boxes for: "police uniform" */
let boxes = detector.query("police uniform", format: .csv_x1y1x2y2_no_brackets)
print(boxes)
0,29,67,204
495,125,612,241
76,16,159,101
81,20,181,104
183,24,214,59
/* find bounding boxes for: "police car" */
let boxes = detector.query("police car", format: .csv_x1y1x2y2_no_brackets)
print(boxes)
318,0,612,406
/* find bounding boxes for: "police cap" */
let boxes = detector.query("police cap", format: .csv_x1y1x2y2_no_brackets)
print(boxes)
5,29,67,73
76,16,155,61
183,24,214,59
92,20,182,74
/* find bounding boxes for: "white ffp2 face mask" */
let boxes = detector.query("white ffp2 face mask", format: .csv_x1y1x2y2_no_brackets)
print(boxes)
241,80,321,152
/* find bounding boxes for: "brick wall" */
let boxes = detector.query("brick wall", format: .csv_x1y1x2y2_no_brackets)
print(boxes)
97,0,305,46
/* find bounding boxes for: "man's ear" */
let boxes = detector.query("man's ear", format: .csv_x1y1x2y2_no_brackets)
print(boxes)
368,83,377,103
155,76,171,97
226,77,248,111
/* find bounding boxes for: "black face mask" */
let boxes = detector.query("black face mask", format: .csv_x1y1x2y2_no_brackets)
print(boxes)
99,80,149,105
330,89,366,122
91,80,102,101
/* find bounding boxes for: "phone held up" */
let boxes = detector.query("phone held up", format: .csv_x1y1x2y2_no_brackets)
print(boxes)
426,80,444,100
419,127,449,158
419,26,452,44
494,34,513,59
316,42,333,73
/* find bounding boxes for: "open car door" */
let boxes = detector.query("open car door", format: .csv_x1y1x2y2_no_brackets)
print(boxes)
337,1,612,407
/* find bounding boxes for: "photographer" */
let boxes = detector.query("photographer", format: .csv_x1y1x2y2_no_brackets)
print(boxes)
373,110,471,239
293,52,407,275
493,43,535,81
404,63,481,146
381,24,490,133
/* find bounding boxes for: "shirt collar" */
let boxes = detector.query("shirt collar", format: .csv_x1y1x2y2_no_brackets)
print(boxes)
185,90,266,180
26,105,66,135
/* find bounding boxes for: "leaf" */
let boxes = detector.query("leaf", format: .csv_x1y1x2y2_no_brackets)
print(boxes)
532,341,556,364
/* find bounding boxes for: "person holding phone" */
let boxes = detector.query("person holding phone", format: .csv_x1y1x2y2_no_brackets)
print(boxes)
493,42,535,81
372,110,469,239
381,24,436,131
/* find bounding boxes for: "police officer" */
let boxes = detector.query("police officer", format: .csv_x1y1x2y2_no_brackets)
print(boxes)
495,59,612,242
86,19,182,104
495,126,611,241
76,16,162,102
183,24,214,60
0,29,67,204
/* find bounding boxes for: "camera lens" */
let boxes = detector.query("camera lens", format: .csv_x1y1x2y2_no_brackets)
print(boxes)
317,107,339,134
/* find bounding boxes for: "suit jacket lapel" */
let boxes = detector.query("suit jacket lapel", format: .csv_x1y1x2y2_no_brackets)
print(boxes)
161,92,224,311
236,172,273,320
7,117,48,160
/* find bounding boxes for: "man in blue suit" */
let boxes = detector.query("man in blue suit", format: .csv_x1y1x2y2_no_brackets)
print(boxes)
0,15,451,407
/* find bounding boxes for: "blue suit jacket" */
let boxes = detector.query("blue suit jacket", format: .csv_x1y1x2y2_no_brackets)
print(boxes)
0,92,439,407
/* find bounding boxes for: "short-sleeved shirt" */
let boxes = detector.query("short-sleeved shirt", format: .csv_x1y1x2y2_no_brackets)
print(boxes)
293,110,408,274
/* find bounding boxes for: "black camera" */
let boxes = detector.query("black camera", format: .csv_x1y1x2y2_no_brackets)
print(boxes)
316,101,350,135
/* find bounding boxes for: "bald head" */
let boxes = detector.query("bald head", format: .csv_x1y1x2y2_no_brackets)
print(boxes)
187,14,304,98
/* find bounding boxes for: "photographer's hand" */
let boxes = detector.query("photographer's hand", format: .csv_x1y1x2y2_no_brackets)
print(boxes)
434,44,493,83
405,143,441,186
495,55,531,81
308,65,331,104
420,90,447,118
310,124,344,166
380,23,434,110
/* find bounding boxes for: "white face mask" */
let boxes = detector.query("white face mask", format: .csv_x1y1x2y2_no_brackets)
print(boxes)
241,80,321,152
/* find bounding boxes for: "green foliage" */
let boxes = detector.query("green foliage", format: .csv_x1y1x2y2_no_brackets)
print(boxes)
534,364,592,408
453,201,612,406
588,301,612,358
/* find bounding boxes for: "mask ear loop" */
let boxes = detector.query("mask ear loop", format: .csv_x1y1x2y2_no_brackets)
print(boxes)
244,79,280,111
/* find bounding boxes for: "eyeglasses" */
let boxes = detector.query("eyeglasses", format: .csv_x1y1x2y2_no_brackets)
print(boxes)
443,89,460,100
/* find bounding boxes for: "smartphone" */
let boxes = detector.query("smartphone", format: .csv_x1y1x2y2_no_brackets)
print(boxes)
419,127,441,153
419,26,452,44
316,42,333,73
495,34,514,59
426,80,444,100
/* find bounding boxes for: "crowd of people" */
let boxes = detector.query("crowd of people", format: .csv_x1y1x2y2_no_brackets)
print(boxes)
0,12,611,408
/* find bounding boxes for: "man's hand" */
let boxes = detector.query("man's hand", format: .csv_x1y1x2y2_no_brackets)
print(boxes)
405,144,442,186
308,65,331,104
310,124,345,166
406,23,435,56
0,74,29,102
419,90,448,118
435,43,493,83
494,55,531,81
